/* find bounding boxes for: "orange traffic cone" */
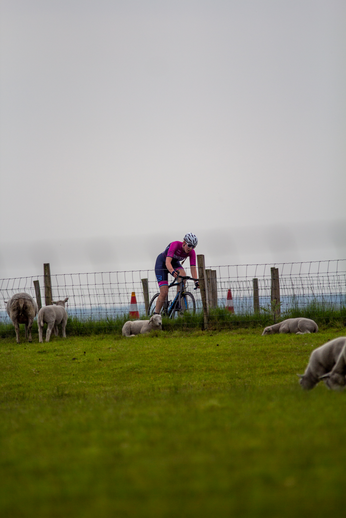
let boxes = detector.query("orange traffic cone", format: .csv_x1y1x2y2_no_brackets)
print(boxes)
129,291,139,319
226,289,234,313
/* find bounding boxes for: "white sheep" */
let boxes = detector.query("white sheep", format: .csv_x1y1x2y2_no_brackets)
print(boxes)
319,338,346,391
122,314,162,337
298,337,346,390
38,298,69,343
6,292,38,343
262,317,318,335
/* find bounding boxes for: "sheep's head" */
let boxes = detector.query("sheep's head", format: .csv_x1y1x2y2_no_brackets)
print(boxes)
150,314,162,330
297,374,316,390
53,298,69,307
262,326,273,336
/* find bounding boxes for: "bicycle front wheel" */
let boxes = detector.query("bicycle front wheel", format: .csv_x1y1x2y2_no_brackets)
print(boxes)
170,291,196,319
147,293,169,316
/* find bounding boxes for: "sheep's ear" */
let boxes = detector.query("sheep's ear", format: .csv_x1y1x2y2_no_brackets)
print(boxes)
319,373,331,380
64,298,69,302
296,374,304,378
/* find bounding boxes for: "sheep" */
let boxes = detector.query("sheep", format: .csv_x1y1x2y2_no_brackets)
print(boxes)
298,337,346,390
122,314,162,337
6,292,38,343
262,317,318,335
38,298,69,343
319,339,346,391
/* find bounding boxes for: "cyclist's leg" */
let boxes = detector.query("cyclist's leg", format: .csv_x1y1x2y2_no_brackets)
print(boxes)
155,285,168,313
154,254,169,313
175,263,186,294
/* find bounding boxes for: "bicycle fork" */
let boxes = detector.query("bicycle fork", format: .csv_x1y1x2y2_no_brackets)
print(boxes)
172,293,187,314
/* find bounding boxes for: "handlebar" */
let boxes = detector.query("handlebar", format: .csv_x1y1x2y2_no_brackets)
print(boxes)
168,274,199,288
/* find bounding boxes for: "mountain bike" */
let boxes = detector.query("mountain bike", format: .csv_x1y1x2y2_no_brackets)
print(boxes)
147,275,198,318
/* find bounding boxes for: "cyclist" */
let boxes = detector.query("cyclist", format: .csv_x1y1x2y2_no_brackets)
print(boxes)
154,232,199,314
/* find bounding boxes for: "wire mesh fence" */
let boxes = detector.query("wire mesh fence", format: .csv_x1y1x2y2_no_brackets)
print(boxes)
1,259,346,323
214,260,346,314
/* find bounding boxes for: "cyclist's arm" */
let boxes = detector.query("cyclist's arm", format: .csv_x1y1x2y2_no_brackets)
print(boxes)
189,250,198,282
191,265,198,281
165,257,177,277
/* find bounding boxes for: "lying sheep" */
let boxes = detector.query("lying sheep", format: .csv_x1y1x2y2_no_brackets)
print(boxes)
6,292,38,343
298,337,346,390
262,317,318,335
319,338,346,391
122,314,162,337
38,298,69,343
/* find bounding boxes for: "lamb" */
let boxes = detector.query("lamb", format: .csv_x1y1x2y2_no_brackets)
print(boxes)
6,292,38,343
298,337,346,390
319,338,346,391
122,314,162,337
262,317,318,335
38,298,69,343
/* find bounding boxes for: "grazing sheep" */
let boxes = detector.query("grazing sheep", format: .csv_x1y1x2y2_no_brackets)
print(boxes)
122,314,162,337
298,337,346,390
262,317,318,335
38,298,69,343
319,338,346,391
6,292,38,343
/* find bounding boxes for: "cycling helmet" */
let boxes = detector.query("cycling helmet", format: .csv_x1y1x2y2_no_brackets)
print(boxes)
184,233,198,248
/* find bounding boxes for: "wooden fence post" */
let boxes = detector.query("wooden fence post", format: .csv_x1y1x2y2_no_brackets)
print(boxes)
33,280,42,310
206,269,218,308
253,278,259,313
271,267,280,320
44,263,53,306
141,278,149,316
197,254,209,329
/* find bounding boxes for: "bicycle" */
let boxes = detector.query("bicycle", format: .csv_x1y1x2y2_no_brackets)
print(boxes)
147,275,198,318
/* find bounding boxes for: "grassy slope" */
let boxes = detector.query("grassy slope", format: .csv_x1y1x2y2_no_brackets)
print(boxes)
0,329,346,518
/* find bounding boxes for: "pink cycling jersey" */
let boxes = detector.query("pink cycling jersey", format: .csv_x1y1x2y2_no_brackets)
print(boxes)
165,241,196,266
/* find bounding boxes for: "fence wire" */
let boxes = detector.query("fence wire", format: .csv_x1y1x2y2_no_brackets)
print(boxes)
1,260,345,323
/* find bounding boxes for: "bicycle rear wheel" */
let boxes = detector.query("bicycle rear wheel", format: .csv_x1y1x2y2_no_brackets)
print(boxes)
148,293,159,316
170,291,196,318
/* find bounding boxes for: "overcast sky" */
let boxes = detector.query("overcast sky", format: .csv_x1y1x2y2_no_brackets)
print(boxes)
1,0,345,279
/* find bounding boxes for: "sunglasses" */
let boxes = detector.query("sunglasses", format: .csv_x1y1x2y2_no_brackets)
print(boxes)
185,243,195,249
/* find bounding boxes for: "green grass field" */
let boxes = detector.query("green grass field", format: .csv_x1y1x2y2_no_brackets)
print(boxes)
1,327,346,517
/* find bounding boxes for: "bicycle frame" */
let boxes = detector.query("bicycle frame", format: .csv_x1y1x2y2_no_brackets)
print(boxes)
147,275,198,318
164,275,197,317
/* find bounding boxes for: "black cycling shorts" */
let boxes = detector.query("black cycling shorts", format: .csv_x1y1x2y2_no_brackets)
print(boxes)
154,253,182,287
